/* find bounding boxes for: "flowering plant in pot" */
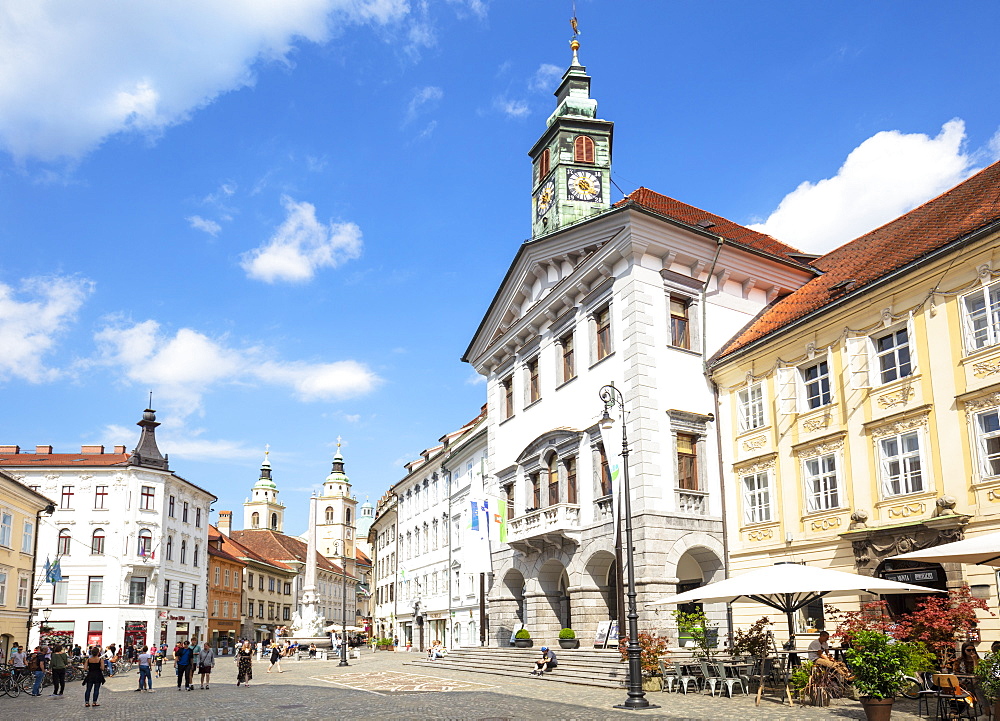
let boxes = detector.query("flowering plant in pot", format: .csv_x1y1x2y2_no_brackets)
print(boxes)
513,628,532,648
558,628,579,649
844,630,922,721
975,651,1000,719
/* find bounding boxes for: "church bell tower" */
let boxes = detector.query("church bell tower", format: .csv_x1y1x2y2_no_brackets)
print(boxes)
243,447,285,532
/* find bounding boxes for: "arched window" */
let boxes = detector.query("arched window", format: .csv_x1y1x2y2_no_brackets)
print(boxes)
574,135,595,163
138,529,152,557
547,455,559,506
91,529,105,555
251,512,260,529
325,507,334,523
193,544,200,567
539,148,550,178
57,529,71,556
166,535,173,560
346,508,352,524
180,540,187,564
270,513,277,530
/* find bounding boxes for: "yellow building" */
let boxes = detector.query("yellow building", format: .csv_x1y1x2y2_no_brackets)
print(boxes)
711,160,1000,643
0,469,55,657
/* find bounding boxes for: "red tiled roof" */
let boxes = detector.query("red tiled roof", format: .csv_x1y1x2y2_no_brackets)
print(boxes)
231,529,349,576
716,160,1000,359
0,452,129,467
216,529,294,571
616,188,810,265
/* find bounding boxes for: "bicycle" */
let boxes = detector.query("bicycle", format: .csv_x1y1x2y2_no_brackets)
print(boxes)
0,664,20,698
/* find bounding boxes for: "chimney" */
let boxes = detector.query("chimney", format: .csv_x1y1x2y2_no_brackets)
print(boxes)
218,511,232,537
36,445,53,454
81,445,105,454
113,445,126,454
0,445,20,454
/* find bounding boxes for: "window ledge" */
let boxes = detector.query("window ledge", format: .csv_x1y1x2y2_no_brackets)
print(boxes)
667,345,701,357
498,414,516,427
556,375,577,391
588,351,615,371
92,507,110,512
739,520,779,531
960,344,1000,363
523,398,542,412
874,490,935,507
736,425,772,439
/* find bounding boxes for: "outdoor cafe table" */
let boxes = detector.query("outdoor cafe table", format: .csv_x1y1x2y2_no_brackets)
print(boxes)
752,651,798,707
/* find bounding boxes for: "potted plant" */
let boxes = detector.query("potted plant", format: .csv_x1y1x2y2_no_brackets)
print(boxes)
730,617,771,659
618,632,669,691
376,637,394,651
672,609,718,658
558,628,579,649
845,629,922,721
975,651,1000,720
513,628,532,648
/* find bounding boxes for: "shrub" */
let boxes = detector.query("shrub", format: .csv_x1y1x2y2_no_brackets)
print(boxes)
618,632,669,676
845,629,922,699
975,652,1000,702
731,616,772,658
514,628,531,640
558,628,576,640
672,608,718,658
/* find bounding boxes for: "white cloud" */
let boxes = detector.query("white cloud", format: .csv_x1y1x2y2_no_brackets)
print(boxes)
493,96,530,119
240,196,363,283
530,63,562,92
750,119,986,254
406,85,444,123
94,318,381,416
343,413,362,423
187,215,222,236
0,275,92,383
0,1,411,162
102,422,255,461
465,371,486,385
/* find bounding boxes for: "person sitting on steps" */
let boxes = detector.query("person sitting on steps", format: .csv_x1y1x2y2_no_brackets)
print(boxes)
529,646,557,676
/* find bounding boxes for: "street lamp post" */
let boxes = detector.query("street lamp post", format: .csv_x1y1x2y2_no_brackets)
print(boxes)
339,554,349,667
600,384,656,710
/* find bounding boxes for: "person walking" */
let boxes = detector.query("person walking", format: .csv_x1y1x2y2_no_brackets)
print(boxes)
175,641,194,690
235,641,253,687
154,644,164,678
83,646,105,708
136,645,153,692
198,643,215,689
27,646,47,696
185,639,201,690
49,643,68,698
10,644,27,685
266,642,283,673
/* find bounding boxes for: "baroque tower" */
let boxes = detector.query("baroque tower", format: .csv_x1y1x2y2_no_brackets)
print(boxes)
243,447,285,532
529,37,613,239
316,439,357,574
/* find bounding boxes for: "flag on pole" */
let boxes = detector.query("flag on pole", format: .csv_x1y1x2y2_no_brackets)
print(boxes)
45,556,63,584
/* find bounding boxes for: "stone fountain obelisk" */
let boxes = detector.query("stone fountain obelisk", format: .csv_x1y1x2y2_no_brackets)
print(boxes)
289,494,329,647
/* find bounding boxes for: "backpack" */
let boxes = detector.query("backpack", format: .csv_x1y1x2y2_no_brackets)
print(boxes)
26,653,40,672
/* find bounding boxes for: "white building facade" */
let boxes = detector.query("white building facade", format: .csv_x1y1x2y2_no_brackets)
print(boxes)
0,408,216,651
462,44,816,647
368,492,396,643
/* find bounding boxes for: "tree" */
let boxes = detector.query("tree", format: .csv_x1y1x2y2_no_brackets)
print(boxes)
895,586,990,666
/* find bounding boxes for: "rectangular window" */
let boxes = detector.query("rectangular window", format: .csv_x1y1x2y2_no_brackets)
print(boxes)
283,582,291,595
163,579,171,607
531,473,541,508
596,305,612,360
94,485,108,509
258,601,264,618
87,576,103,604
874,328,912,384
168,495,175,517
670,297,690,350
258,576,264,591
504,484,514,519
598,444,612,497
269,577,275,592
182,502,189,522
527,357,540,404
248,572,254,588
677,434,699,490
178,582,185,608
195,508,201,527
0,513,10,548
191,585,197,609
566,457,578,504
962,282,1000,351
976,409,1000,477
0,571,5,605
129,577,147,605
213,599,219,617
17,575,29,607
880,431,923,496
223,568,229,587
547,462,559,506
283,606,291,621
193,544,199,567
738,383,766,432
140,486,154,510
805,453,839,512
742,472,771,524
21,520,33,553
223,600,229,617
802,360,831,409
561,332,575,383
52,577,69,605
214,566,220,585
60,486,74,509
501,376,514,419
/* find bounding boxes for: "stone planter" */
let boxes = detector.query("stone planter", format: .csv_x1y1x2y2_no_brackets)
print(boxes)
558,638,579,650
513,638,533,648
859,697,893,721
642,676,663,692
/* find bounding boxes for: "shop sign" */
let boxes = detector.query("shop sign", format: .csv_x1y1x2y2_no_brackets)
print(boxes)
167,615,186,621
882,569,938,584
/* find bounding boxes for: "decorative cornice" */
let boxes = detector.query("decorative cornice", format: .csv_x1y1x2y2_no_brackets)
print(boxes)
876,387,913,409
963,391,1000,413
792,432,847,458
733,453,777,475
972,359,1000,378
742,435,768,452
869,412,930,439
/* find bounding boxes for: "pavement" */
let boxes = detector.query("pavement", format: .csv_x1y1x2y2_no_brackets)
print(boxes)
1,650,931,720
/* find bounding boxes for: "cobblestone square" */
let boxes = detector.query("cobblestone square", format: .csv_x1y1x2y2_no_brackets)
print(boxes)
1,651,931,720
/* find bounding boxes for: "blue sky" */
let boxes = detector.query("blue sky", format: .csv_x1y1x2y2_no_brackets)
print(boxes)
1,0,998,533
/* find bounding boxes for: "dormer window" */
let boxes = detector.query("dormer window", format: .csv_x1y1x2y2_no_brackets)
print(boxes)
539,148,550,179
574,135,594,164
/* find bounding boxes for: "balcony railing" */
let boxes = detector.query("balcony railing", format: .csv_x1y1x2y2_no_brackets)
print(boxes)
506,503,581,552
677,489,708,515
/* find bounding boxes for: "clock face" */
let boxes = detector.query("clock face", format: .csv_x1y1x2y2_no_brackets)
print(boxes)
567,169,603,202
535,180,555,218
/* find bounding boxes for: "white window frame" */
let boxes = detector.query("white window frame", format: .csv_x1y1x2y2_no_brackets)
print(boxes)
961,279,1000,352
737,382,766,432
741,471,772,524
21,520,33,553
804,452,840,512
846,315,917,389
0,570,6,605
878,429,924,497
0,512,11,548
52,577,69,604
801,357,833,410
777,348,836,414
17,574,29,607
974,407,1000,478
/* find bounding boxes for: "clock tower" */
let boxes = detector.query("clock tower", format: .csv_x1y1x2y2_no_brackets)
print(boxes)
529,38,613,239
316,440,358,576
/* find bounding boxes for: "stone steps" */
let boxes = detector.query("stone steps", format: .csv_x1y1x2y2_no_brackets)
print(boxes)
403,646,627,689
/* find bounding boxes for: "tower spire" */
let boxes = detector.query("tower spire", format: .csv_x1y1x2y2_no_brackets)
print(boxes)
128,406,169,470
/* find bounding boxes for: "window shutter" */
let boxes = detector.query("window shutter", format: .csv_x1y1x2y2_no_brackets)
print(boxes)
776,366,798,415
907,312,918,374
962,292,984,351
736,390,748,431
845,336,870,389
825,347,836,404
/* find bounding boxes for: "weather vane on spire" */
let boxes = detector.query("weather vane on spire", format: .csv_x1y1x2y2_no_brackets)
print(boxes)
570,1,581,64
336,435,342,449
264,442,270,458
570,1,579,38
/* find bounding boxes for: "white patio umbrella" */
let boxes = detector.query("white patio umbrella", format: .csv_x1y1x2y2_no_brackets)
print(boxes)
647,562,942,636
324,624,362,633
889,530,1000,567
